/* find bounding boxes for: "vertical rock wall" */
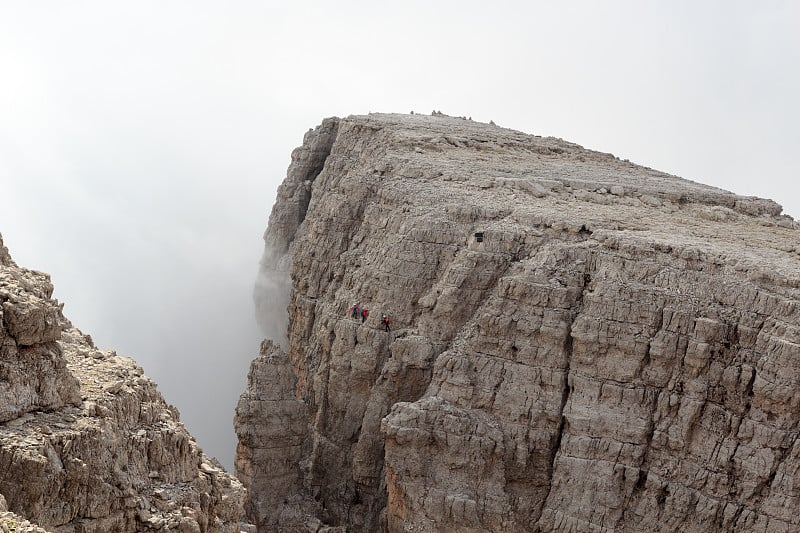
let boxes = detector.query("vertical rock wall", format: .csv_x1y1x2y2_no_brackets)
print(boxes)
240,113,800,532
235,340,310,531
254,118,340,347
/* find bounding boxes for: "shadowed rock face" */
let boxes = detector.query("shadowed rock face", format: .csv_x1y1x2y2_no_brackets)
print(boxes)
239,113,800,532
0,234,246,533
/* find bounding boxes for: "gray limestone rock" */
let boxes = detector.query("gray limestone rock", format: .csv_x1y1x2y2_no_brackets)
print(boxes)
0,233,80,423
240,113,800,532
0,233,246,532
234,340,311,532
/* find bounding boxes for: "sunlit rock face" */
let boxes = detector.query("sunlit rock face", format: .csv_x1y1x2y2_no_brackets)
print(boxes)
240,112,800,532
0,233,246,533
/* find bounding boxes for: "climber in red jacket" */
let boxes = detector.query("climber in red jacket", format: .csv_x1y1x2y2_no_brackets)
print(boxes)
382,314,390,332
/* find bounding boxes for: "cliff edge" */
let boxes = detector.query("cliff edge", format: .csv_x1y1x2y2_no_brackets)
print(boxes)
239,113,800,532
0,234,246,532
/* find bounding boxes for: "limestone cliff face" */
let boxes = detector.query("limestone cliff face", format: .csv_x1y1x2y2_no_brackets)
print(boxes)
239,113,800,532
0,234,246,532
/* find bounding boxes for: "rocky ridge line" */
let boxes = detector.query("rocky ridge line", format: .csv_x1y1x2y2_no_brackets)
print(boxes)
0,234,247,532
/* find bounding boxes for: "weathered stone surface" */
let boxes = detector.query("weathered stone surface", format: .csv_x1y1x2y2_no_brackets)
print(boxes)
0,239,11,267
234,340,312,532
254,118,340,346
242,113,800,532
0,507,52,533
0,233,80,422
0,233,246,532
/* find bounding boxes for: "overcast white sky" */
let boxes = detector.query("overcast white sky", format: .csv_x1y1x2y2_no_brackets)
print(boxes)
1,1,797,469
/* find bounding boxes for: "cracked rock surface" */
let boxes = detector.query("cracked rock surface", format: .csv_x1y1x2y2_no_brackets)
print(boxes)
0,234,246,532
240,113,800,532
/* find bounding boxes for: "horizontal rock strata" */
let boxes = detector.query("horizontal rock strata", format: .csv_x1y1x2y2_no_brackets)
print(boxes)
241,113,800,532
234,340,313,532
0,234,246,532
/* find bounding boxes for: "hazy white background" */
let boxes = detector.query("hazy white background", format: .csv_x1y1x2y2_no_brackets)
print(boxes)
1,1,798,469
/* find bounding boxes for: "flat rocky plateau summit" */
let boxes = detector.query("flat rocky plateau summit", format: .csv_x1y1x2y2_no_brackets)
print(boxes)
239,113,800,532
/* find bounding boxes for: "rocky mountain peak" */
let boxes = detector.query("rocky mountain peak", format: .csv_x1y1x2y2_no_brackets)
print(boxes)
239,113,800,532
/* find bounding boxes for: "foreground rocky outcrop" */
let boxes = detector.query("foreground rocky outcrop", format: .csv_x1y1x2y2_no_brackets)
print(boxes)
239,112,800,532
0,235,246,532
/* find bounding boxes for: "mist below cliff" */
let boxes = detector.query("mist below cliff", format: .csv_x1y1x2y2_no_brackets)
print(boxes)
254,244,291,348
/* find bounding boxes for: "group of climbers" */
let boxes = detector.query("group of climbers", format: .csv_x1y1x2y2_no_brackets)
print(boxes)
349,303,390,332
351,304,370,323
